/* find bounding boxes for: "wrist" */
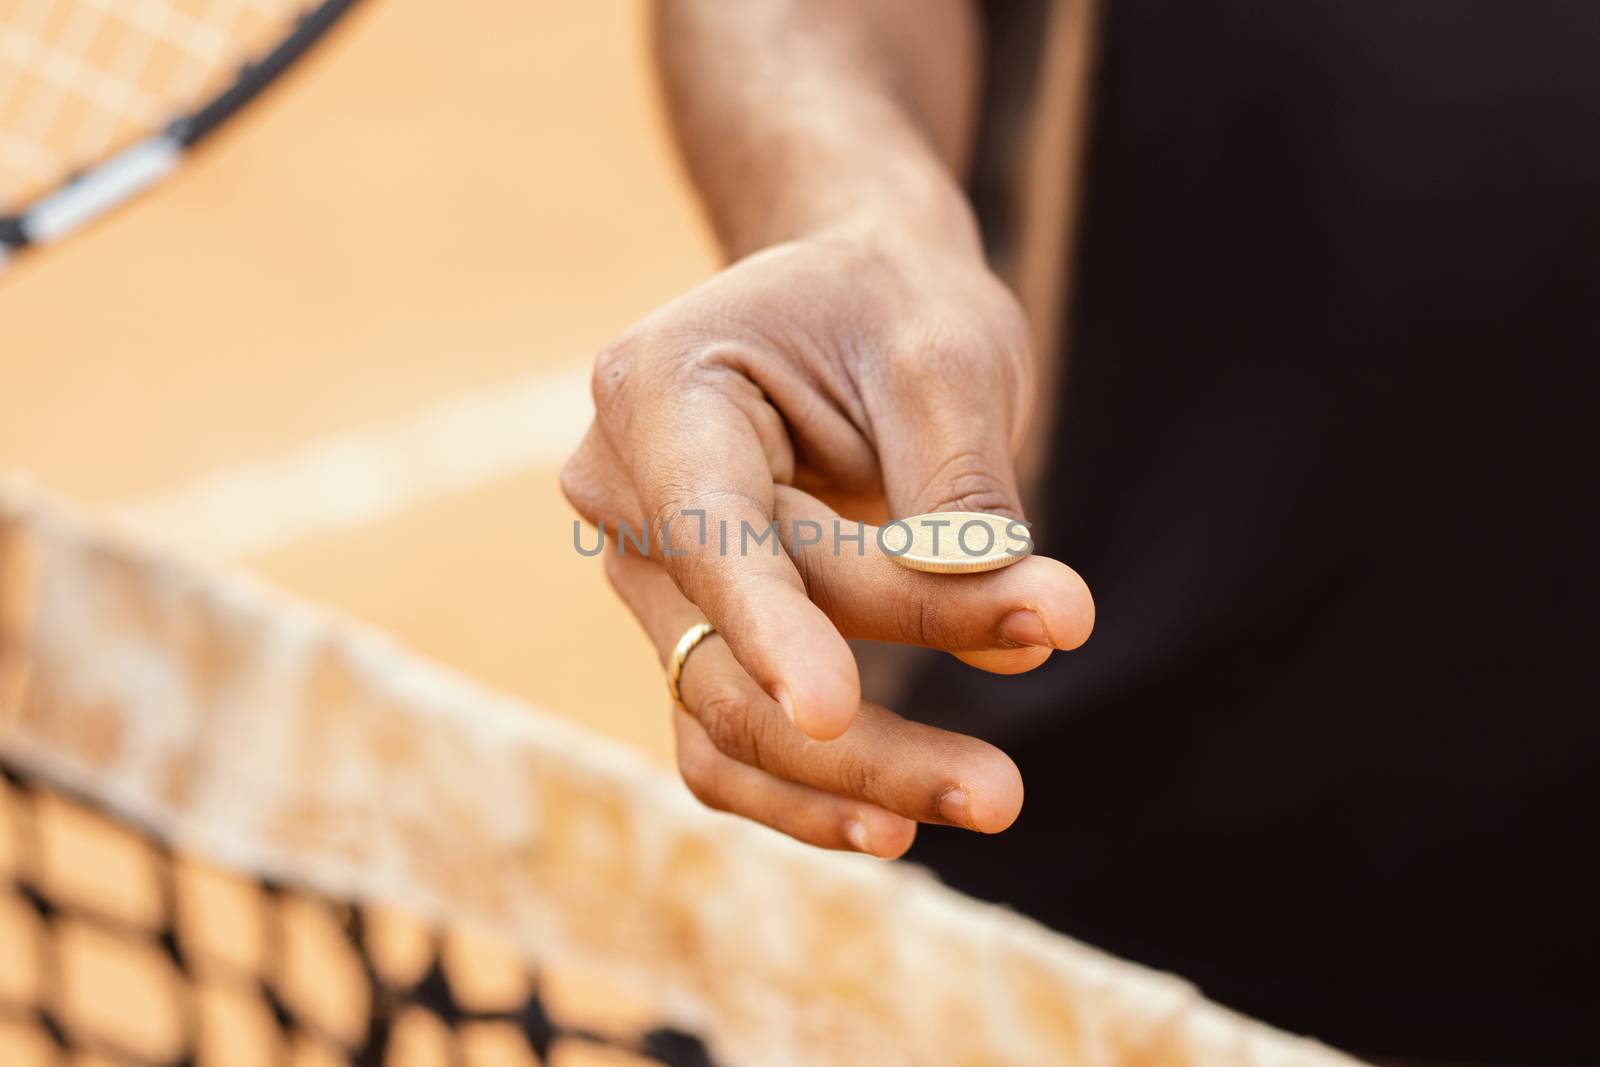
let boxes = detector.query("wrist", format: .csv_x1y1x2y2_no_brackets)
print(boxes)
812,166,984,264
719,129,984,265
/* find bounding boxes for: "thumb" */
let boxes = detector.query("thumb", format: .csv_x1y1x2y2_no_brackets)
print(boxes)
875,403,1027,522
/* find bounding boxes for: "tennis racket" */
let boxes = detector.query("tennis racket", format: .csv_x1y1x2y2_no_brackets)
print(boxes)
0,0,361,269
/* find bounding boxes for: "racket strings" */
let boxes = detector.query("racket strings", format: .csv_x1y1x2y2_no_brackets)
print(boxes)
0,0,302,210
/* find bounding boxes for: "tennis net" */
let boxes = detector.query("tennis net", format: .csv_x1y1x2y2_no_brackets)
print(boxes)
0,477,1365,1067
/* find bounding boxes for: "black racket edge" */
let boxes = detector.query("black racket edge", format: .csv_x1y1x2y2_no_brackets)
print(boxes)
0,0,364,257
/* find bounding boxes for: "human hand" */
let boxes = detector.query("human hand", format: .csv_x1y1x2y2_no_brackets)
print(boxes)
562,224,1094,854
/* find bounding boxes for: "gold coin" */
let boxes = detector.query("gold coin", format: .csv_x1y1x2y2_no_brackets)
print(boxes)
882,512,1032,574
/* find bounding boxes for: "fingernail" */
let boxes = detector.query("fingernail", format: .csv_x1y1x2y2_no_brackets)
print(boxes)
845,818,870,853
774,686,796,723
937,785,974,829
999,609,1055,649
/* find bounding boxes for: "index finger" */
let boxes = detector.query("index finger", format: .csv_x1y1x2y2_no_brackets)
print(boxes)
594,345,860,740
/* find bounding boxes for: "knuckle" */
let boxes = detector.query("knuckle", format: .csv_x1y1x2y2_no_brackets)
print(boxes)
645,491,711,577
593,334,744,416
915,451,1019,517
887,287,1033,416
898,595,956,650
925,484,1017,516
675,743,727,811
591,342,636,410
645,490,696,545
681,771,729,814
884,339,973,390
694,687,759,763
678,343,742,385
789,540,836,612
648,488,776,584
659,342,758,404
839,754,885,805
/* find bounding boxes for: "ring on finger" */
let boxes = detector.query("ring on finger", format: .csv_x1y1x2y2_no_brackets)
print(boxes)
666,621,718,710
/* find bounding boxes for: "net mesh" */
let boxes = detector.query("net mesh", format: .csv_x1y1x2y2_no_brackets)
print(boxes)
0,478,1369,1067
0,0,309,209
0,760,716,1066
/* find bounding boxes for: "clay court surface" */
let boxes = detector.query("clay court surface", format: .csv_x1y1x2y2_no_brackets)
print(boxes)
0,0,712,760
2,3,716,1062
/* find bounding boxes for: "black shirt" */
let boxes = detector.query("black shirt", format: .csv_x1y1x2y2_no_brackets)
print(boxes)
909,3,1600,1061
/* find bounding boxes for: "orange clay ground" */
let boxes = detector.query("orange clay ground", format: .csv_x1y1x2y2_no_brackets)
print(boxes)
0,0,716,761
2,4,718,1063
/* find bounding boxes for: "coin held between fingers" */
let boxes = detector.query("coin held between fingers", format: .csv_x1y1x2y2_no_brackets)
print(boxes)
884,512,1032,574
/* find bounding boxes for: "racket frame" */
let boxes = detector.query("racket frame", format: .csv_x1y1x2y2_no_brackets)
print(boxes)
0,0,362,262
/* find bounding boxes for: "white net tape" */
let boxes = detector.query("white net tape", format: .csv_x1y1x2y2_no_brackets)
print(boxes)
0,477,1367,1067
0,0,301,209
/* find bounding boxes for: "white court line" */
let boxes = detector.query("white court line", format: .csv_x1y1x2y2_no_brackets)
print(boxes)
113,361,594,559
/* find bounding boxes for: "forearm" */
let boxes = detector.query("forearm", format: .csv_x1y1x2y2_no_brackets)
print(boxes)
653,0,983,260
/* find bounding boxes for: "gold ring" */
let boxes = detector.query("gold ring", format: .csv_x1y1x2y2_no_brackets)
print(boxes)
667,621,717,710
